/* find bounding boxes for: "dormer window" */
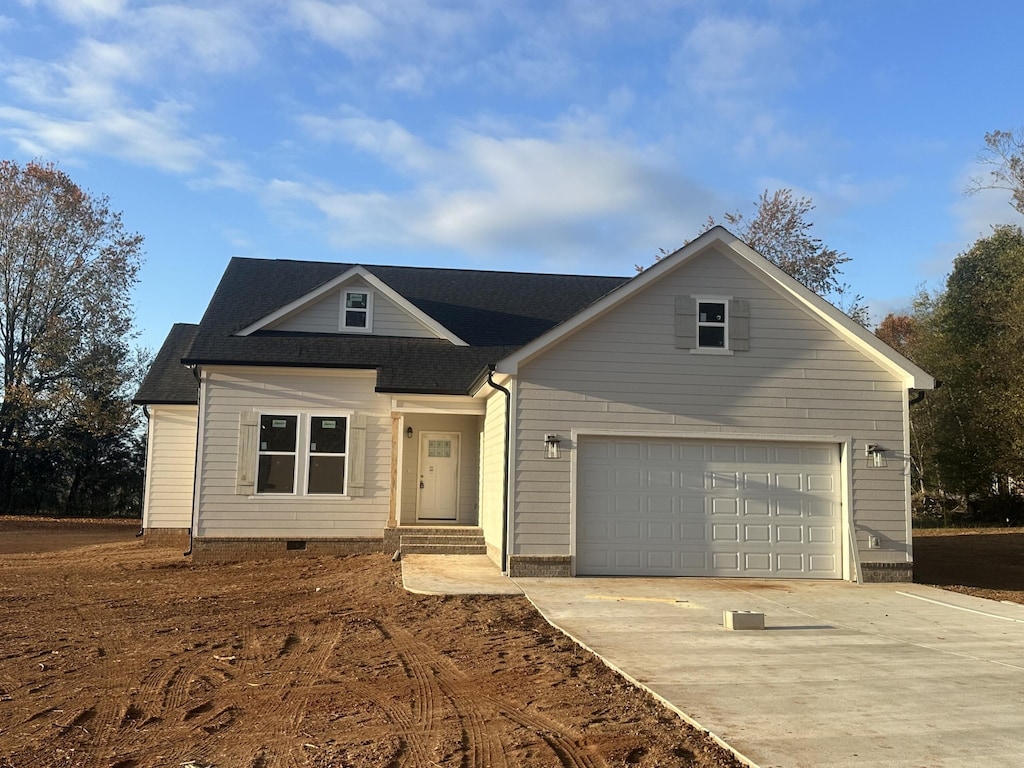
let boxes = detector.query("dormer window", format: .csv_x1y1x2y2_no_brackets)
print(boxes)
343,290,372,332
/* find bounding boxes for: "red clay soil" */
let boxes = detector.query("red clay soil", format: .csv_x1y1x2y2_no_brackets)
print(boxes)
913,526,1024,604
0,518,741,768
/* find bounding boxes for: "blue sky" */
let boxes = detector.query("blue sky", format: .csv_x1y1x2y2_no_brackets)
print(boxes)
1,0,1022,353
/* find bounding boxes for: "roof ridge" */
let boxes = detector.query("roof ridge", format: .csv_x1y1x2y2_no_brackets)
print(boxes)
227,255,626,281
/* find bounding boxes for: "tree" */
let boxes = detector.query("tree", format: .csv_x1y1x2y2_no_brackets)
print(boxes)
0,160,144,514
966,128,1024,216
643,189,869,325
887,227,1024,521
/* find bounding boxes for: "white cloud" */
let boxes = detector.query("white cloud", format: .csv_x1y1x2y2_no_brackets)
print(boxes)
289,0,383,52
278,114,713,269
679,16,790,100
43,0,127,25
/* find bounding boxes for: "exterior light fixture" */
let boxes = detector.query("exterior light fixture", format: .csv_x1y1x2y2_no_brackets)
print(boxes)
544,433,562,459
405,426,414,439
865,443,886,468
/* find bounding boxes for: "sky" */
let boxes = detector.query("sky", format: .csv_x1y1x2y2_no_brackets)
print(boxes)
1,0,1022,354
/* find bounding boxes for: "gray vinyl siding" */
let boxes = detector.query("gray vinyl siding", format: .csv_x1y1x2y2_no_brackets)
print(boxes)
399,413,481,525
514,247,909,564
196,367,390,538
142,405,198,529
268,281,440,339
479,390,507,559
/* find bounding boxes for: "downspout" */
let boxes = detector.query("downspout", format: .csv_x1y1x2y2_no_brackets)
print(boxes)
136,405,150,537
486,365,512,574
184,365,202,557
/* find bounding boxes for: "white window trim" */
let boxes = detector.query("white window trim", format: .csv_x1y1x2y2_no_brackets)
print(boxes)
303,412,352,497
341,289,373,333
256,412,301,495
691,294,734,355
254,411,352,497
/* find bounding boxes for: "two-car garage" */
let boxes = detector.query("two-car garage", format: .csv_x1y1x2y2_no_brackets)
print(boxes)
575,436,844,578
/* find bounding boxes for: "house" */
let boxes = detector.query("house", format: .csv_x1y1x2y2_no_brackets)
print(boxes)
134,227,934,581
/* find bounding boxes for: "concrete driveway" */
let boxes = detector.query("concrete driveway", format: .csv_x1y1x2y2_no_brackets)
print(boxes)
514,577,1024,768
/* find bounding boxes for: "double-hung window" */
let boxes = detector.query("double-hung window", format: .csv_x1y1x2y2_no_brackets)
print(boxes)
343,290,371,332
697,301,727,348
257,415,298,493
307,416,347,494
255,414,349,495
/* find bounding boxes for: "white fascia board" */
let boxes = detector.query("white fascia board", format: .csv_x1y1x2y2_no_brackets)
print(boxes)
235,266,468,346
718,231,935,390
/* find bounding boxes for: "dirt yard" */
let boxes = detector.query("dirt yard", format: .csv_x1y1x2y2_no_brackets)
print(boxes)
0,518,740,768
913,526,1024,604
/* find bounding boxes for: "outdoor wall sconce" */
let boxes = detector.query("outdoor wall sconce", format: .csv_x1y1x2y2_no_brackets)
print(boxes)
405,426,414,439
865,443,886,468
544,433,562,459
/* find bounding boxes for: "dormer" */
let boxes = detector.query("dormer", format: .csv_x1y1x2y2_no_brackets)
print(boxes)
235,266,467,345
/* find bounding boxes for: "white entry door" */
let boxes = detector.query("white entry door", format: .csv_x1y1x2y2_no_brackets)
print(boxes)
417,432,460,521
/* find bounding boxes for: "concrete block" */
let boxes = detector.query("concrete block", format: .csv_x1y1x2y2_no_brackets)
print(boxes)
723,610,765,630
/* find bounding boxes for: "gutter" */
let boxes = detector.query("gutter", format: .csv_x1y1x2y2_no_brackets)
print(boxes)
137,405,150,538
485,365,512,574
184,364,202,558
909,379,942,406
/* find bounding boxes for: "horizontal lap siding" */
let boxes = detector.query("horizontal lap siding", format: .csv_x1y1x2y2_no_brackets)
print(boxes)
197,368,390,538
269,281,439,338
479,390,506,557
143,405,198,529
515,249,908,561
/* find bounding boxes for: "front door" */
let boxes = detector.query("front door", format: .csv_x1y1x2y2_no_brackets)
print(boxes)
417,432,460,521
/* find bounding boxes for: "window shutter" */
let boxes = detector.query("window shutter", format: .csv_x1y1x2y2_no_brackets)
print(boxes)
731,299,750,351
674,296,696,349
347,413,366,497
237,411,258,495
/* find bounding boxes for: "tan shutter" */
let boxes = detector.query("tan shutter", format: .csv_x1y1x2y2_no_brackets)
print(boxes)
347,413,366,497
237,411,258,495
674,296,696,349
731,299,750,351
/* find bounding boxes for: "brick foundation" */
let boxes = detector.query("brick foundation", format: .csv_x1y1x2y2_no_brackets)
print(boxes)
507,555,572,578
190,537,382,564
142,528,191,548
860,561,913,583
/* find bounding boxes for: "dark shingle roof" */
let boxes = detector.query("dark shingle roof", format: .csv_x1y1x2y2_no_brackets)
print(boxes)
180,258,631,394
134,323,200,404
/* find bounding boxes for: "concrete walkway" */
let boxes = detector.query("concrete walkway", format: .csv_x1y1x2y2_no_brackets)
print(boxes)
401,557,1024,766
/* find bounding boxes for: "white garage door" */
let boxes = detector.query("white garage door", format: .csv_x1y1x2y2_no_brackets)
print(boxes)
577,437,842,578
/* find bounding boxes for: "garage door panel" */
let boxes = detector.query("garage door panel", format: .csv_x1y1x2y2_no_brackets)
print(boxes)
576,437,842,579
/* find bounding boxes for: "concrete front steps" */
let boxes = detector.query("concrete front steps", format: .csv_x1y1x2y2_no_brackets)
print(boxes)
389,526,487,556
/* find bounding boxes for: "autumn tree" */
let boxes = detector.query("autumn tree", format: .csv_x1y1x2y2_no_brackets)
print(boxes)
0,160,144,515
661,189,869,325
967,127,1024,216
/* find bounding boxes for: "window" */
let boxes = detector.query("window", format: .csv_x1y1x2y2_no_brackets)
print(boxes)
343,290,371,332
674,297,749,353
257,415,297,493
697,301,727,348
307,416,347,494
255,414,348,495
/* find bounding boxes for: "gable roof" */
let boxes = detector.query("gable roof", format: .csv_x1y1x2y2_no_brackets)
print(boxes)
497,227,935,390
134,323,200,405
182,258,628,394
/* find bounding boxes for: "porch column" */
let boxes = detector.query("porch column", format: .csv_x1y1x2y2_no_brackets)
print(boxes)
388,413,400,527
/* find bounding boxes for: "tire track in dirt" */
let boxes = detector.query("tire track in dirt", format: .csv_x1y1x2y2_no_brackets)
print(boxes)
385,623,606,768
383,622,507,768
53,572,138,768
177,620,350,767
